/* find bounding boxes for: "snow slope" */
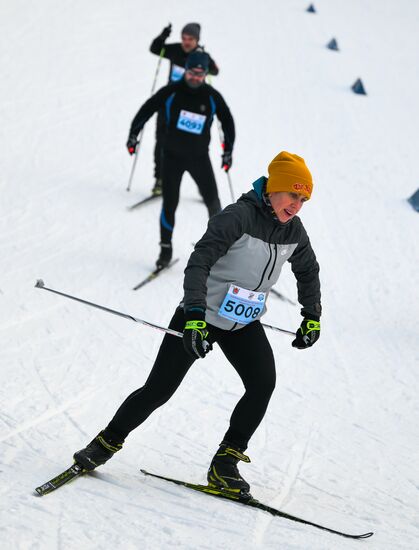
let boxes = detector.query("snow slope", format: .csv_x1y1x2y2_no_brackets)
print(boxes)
1,0,418,548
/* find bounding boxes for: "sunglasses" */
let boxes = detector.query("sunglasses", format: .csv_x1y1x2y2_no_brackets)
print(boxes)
186,68,207,78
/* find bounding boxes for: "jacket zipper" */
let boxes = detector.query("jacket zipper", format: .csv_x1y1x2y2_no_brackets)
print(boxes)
230,227,276,331
253,227,276,291
268,244,278,280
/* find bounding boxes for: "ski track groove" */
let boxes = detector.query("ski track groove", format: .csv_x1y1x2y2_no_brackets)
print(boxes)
33,357,90,439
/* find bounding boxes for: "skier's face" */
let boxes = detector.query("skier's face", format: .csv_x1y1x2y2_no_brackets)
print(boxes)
269,192,307,223
181,34,198,52
184,68,206,88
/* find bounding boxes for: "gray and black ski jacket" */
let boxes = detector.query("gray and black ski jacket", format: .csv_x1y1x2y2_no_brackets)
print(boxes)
183,177,321,331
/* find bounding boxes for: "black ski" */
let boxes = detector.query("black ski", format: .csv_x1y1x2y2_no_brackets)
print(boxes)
127,194,161,211
271,288,297,305
140,469,373,540
35,463,86,496
133,258,179,291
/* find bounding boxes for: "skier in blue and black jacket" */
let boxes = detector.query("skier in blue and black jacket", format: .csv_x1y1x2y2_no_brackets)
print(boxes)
127,51,234,269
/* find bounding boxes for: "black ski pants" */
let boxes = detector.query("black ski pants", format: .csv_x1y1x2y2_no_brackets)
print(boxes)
106,308,276,450
160,150,221,245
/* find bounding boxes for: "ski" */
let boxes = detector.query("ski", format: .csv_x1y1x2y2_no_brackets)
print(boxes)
271,288,297,305
35,463,86,496
127,194,161,211
133,258,179,291
140,469,373,540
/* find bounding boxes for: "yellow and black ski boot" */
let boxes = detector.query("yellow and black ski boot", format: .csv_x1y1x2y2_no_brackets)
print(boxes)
73,430,124,471
207,442,251,496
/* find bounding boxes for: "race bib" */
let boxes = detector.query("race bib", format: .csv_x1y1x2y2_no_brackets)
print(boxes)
170,64,185,82
176,110,206,135
218,285,266,325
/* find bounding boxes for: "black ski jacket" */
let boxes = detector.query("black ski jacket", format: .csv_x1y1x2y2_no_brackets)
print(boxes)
129,79,235,156
150,36,219,83
183,177,321,331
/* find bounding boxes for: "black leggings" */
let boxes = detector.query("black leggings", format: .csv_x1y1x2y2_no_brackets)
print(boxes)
106,308,276,450
160,151,221,245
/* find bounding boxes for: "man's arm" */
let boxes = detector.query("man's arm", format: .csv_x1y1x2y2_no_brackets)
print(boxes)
208,54,219,76
150,24,172,56
129,85,174,137
212,90,235,153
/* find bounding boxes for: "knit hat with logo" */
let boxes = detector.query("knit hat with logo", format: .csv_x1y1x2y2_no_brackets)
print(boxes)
182,23,201,40
185,51,210,72
266,151,313,200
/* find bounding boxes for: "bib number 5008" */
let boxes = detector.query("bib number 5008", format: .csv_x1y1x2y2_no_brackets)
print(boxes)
224,300,261,319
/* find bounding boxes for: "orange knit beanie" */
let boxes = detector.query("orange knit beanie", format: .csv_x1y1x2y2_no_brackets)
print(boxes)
266,151,313,199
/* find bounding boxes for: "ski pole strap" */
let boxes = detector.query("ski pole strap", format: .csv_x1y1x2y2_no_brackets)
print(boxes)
301,320,320,335
184,320,209,340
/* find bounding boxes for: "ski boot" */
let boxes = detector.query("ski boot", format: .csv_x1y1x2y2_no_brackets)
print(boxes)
207,442,251,497
156,242,173,269
151,178,163,196
73,430,124,471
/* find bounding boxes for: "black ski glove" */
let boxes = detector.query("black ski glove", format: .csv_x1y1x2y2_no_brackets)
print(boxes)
292,318,320,349
221,151,233,172
160,24,172,41
126,135,138,155
183,311,212,359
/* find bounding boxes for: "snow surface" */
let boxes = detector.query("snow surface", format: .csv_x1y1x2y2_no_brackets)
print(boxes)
1,0,418,548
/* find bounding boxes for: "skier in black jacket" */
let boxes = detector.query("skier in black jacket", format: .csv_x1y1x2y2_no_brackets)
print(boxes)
149,23,219,194
73,152,321,496
127,51,235,268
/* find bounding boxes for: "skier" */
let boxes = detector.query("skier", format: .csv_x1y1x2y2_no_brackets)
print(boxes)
74,151,321,496
149,23,219,195
126,50,234,269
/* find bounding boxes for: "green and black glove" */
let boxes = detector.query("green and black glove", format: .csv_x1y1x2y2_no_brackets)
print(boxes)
292,318,320,349
183,311,212,359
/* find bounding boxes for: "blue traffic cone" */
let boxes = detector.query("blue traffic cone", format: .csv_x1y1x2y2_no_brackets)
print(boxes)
307,4,316,13
351,78,367,95
327,38,339,51
408,189,419,212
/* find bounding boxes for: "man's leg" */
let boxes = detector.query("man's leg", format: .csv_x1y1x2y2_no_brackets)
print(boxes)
157,152,185,267
152,109,165,194
187,153,222,217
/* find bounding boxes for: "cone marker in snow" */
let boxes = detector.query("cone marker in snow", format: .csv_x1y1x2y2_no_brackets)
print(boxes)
408,189,419,212
351,78,367,95
327,38,339,51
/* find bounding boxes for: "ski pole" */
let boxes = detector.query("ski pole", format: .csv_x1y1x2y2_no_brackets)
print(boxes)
35,280,295,338
216,120,235,203
126,131,143,192
224,168,235,203
34,279,182,338
126,46,166,192
150,46,166,95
